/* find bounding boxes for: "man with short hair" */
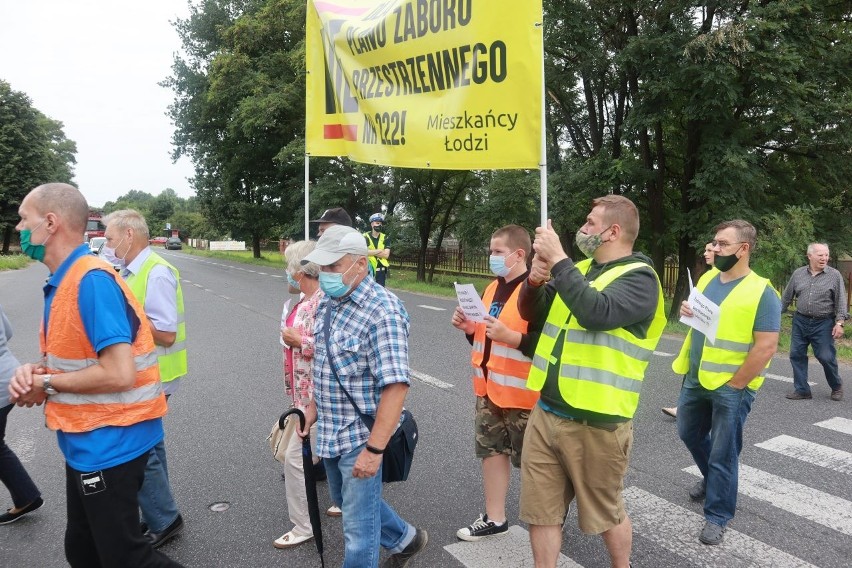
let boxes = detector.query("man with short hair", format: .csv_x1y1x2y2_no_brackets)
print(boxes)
299,225,427,568
9,183,181,567
781,243,847,401
364,213,391,287
518,195,665,568
675,220,781,545
103,209,187,547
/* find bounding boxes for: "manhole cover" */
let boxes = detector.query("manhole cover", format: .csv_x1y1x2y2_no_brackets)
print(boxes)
209,502,230,512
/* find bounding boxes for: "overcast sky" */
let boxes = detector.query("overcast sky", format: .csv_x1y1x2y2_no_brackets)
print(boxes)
1,1,196,206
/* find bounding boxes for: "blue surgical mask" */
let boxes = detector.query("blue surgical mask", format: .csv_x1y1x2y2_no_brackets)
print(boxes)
489,252,519,278
287,272,301,291
20,220,50,262
319,262,358,298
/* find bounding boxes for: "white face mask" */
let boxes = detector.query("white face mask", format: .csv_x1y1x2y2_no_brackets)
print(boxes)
101,237,127,267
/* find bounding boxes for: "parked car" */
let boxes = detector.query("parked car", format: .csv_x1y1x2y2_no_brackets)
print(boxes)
88,236,107,254
149,236,168,245
165,237,183,250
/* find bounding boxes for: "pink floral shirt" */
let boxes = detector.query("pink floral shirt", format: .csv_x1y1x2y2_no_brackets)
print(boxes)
283,289,323,410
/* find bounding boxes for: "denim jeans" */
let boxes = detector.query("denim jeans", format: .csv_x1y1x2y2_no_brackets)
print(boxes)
326,444,415,568
0,403,41,508
790,315,842,394
677,383,755,527
138,439,180,533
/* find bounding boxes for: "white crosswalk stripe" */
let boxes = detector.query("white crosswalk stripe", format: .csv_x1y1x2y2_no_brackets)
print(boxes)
755,435,852,475
815,417,852,436
683,464,852,536
444,525,584,568
624,486,818,568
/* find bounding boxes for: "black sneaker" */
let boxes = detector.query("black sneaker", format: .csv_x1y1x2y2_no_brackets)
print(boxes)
456,514,508,542
689,480,706,501
0,497,44,525
383,528,428,568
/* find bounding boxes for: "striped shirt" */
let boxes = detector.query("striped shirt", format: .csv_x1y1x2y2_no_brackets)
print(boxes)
313,277,410,458
781,265,848,322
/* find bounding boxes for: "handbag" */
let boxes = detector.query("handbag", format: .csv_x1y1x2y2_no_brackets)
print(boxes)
323,305,418,483
267,413,293,464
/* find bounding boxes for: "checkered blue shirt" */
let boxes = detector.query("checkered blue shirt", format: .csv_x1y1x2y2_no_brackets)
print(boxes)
313,277,411,458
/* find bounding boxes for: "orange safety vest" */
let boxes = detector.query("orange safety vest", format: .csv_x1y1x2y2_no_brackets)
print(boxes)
40,255,167,433
470,280,539,410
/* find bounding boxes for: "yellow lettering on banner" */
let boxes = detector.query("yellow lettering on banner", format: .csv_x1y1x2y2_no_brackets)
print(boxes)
305,0,543,170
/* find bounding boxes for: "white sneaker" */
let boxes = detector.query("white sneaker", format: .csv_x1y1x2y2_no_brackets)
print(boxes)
273,530,314,549
326,505,342,517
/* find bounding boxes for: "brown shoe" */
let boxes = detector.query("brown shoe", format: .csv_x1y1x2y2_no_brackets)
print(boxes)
785,391,812,400
831,389,843,401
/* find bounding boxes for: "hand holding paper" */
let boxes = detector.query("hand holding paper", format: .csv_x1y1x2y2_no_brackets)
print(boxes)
455,282,488,322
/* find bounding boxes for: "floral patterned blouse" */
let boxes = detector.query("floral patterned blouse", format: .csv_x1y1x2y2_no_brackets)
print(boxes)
282,289,324,410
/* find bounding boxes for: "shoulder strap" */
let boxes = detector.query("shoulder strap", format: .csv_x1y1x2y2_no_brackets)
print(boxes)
323,304,375,430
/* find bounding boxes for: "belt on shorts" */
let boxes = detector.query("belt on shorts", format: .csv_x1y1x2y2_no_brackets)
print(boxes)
562,416,624,432
795,313,834,321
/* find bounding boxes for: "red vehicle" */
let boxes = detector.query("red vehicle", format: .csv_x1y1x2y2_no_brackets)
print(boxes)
85,212,106,241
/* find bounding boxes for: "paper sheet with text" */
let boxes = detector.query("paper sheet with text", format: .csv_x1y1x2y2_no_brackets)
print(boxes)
679,269,721,344
454,283,488,322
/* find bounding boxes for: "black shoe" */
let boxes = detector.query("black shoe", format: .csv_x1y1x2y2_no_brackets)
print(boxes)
699,520,725,545
383,528,428,568
140,522,148,535
831,389,843,401
456,514,509,541
0,497,44,525
688,480,706,501
313,459,327,482
146,514,184,548
785,391,812,400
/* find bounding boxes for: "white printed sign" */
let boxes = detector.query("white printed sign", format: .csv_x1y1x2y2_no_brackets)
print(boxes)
679,269,721,344
209,241,246,251
454,283,488,323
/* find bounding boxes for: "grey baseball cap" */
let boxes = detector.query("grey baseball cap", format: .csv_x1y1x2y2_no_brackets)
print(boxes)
302,225,368,266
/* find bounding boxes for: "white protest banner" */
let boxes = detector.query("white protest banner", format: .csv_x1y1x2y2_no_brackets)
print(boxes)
680,279,721,344
454,282,487,322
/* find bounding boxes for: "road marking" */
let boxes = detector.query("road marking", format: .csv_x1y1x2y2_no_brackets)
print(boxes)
410,370,454,390
756,435,852,475
654,350,673,357
684,464,852,536
445,525,584,568
417,304,446,312
765,373,815,385
815,417,852,436
624,486,817,568
193,283,204,288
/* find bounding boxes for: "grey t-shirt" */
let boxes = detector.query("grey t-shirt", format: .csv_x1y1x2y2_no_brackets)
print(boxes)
0,306,22,401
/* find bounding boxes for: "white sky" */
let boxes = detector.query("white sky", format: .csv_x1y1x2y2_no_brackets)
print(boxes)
0,1,196,206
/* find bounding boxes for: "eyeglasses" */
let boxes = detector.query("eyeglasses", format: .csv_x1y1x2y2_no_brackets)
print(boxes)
711,240,745,249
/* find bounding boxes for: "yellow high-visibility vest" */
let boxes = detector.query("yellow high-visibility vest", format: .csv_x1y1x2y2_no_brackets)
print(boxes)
364,232,389,269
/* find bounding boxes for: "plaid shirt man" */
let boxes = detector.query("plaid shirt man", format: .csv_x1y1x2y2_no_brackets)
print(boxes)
313,276,411,458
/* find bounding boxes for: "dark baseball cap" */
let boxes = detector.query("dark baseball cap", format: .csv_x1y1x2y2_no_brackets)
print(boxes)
310,207,353,227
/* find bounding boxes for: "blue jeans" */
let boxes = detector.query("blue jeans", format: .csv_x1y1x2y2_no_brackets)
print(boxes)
677,383,755,527
138,439,180,532
0,404,41,508
326,444,415,568
790,315,842,394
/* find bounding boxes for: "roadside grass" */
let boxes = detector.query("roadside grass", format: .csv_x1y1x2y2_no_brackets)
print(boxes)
0,254,31,270
183,253,852,361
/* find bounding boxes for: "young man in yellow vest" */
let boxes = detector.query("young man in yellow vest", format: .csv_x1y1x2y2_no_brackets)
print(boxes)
518,195,665,568
451,225,540,541
103,209,187,548
9,183,181,567
674,220,780,545
364,213,391,286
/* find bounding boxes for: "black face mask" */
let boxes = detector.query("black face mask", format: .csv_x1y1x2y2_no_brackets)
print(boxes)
373,224,382,231
713,246,743,272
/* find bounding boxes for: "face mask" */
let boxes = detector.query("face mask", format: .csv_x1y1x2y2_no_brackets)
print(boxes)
489,251,519,278
319,262,358,298
372,224,382,231
101,237,127,267
575,226,611,258
713,247,743,272
287,272,301,291
20,220,50,262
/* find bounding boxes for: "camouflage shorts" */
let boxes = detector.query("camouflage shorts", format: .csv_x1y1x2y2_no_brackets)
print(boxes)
474,395,530,468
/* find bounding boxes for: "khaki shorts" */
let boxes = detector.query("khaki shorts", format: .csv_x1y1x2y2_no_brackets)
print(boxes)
520,405,633,534
474,395,530,468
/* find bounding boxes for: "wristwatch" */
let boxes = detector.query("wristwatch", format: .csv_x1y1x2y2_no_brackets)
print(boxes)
42,374,58,395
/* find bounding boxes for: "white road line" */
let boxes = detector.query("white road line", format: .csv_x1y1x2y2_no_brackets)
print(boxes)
756,435,852,475
654,350,673,357
765,373,815,385
815,417,852,436
410,370,454,390
444,525,584,568
684,464,852,536
624,486,817,568
193,283,203,288
417,304,446,311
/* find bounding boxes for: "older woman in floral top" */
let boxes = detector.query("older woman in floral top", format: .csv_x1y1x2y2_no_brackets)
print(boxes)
274,241,325,550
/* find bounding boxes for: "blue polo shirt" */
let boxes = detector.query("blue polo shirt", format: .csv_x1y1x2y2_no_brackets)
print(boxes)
44,244,163,472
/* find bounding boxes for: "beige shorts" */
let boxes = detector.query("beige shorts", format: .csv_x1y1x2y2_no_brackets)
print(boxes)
520,405,633,534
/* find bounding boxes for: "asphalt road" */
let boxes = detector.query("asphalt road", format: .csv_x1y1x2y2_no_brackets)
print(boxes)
1,252,850,567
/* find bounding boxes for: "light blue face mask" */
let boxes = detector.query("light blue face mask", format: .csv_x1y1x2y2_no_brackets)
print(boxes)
489,251,520,278
287,272,301,291
319,262,358,298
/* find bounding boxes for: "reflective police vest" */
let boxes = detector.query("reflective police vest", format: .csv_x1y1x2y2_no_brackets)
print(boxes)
126,252,188,382
364,232,389,270
470,280,538,410
672,270,776,391
527,259,665,418
41,255,166,433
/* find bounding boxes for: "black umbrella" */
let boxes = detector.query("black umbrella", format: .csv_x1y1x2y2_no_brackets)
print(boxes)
279,408,324,567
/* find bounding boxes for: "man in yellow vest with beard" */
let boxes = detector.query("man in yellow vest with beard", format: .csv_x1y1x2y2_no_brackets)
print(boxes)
518,195,665,568
103,209,187,548
674,220,780,545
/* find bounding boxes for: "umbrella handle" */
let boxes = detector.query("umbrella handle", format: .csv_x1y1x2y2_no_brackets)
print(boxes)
279,407,306,432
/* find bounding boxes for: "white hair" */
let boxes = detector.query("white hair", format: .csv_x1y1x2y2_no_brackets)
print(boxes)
285,241,319,277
